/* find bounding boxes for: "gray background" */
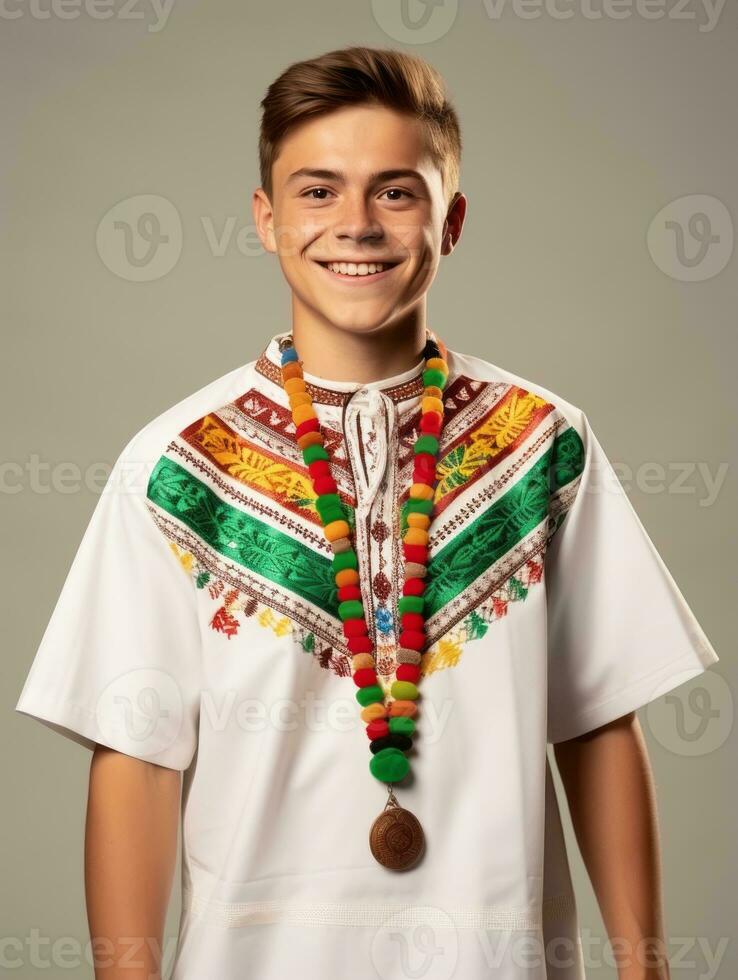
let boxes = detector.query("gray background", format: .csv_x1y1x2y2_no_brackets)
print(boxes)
2,0,735,977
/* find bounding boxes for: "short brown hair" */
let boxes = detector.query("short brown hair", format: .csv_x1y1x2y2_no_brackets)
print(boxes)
259,46,462,206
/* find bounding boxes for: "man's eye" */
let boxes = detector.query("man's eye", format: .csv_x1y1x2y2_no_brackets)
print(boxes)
381,188,413,201
302,187,332,199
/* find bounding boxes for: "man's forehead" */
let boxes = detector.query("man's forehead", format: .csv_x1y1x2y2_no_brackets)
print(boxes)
273,106,434,179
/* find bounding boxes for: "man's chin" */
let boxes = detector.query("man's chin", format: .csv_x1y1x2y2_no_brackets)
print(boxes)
307,303,396,335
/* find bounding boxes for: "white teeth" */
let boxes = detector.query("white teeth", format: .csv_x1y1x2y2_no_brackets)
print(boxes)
324,261,388,276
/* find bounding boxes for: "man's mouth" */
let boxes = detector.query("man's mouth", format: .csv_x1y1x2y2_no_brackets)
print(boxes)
313,259,401,279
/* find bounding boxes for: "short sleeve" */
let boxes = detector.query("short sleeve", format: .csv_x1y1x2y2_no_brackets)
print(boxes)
15,435,203,770
545,411,719,744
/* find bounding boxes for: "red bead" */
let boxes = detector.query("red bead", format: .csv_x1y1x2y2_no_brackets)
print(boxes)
308,459,330,478
348,635,373,654
415,452,436,469
338,584,362,601
420,411,442,434
296,417,320,438
314,475,338,495
353,668,378,688
403,543,428,564
366,719,389,739
403,578,426,596
343,618,368,637
399,630,426,650
401,612,425,631
397,663,420,683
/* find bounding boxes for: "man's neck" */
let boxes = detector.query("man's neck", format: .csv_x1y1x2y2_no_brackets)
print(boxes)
290,312,428,385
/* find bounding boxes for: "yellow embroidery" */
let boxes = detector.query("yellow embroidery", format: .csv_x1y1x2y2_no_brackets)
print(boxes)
256,605,294,638
168,541,195,574
195,415,318,511
422,635,463,675
435,390,548,501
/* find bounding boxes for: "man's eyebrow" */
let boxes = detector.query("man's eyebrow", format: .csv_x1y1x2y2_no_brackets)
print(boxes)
286,167,428,187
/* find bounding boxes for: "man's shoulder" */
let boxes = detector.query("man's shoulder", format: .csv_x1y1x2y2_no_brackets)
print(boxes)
114,357,257,480
447,347,588,439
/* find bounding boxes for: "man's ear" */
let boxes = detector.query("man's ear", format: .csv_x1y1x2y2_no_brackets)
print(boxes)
441,191,467,256
252,187,277,255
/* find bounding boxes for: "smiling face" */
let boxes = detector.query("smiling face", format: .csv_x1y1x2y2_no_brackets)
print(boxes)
253,103,465,339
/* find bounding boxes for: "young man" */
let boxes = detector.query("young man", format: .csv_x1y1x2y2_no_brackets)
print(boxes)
16,46,719,980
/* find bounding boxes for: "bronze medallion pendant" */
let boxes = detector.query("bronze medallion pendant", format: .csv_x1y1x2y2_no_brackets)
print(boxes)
369,787,425,871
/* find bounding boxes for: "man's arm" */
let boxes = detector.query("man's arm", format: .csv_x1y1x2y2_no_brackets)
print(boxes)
553,711,670,980
85,745,181,979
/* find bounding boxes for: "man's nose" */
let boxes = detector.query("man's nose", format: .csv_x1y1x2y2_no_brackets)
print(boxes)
332,192,384,240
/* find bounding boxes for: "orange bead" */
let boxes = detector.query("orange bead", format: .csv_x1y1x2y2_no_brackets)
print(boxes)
289,391,312,407
293,403,317,425
281,362,303,380
361,703,388,723
284,377,307,394
424,385,444,400
407,512,430,530
426,357,448,375
404,526,429,546
421,395,444,416
388,700,418,717
324,519,350,541
410,482,434,500
335,568,359,587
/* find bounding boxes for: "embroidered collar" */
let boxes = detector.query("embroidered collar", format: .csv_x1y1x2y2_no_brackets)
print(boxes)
255,330,428,406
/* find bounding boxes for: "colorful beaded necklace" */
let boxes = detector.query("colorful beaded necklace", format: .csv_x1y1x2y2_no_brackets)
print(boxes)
278,329,449,871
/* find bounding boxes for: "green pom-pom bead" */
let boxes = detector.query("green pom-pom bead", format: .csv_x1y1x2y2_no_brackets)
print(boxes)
303,444,329,464
332,550,357,573
414,434,439,455
398,595,423,614
422,368,447,389
338,599,364,621
321,507,345,525
369,747,410,783
391,680,419,700
315,492,341,516
356,685,384,706
389,716,415,736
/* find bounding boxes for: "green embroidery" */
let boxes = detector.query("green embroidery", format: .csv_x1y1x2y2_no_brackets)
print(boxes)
507,576,528,601
466,609,489,641
423,427,583,618
547,424,585,541
148,457,339,615
549,425,584,492
148,423,585,631
424,449,551,617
